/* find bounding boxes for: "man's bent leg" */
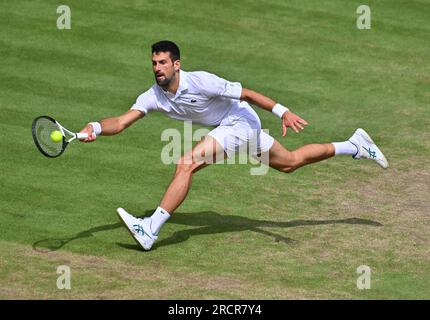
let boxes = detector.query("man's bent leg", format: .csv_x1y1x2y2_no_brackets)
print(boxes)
266,139,335,173
265,127,388,173
118,137,331,250
159,135,227,214
116,136,226,251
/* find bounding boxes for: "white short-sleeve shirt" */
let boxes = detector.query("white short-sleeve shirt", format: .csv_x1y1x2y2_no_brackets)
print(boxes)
131,70,242,126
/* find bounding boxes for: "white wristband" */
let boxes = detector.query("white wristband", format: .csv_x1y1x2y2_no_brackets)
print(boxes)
89,122,102,136
272,103,289,118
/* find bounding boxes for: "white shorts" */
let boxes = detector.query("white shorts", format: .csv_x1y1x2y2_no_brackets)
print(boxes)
208,101,275,158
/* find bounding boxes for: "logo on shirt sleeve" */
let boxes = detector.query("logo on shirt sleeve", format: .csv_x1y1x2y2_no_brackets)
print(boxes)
190,99,197,103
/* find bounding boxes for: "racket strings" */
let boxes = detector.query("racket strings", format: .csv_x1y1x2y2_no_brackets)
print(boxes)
33,117,64,157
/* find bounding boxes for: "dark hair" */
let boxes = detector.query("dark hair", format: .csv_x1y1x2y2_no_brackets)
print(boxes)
151,40,180,61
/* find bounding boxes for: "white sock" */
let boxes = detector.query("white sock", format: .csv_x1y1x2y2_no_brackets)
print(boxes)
150,206,170,235
332,141,358,156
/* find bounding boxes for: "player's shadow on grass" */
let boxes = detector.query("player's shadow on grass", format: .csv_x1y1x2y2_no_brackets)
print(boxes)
117,210,383,251
32,211,382,252
32,222,123,252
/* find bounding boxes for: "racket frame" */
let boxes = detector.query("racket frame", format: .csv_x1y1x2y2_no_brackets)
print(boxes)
32,115,90,158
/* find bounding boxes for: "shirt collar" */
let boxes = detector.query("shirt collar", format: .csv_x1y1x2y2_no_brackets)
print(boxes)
177,70,188,94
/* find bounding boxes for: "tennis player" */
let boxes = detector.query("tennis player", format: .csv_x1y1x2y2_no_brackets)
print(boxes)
80,40,388,251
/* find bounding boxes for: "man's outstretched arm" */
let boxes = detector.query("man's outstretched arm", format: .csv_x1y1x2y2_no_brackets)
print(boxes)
79,109,145,142
240,88,308,136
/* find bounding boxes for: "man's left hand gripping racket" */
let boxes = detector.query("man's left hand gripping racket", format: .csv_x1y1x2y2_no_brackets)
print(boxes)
31,115,95,158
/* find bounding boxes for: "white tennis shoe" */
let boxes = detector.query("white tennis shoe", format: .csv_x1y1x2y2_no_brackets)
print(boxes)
116,208,157,251
348,128,388,169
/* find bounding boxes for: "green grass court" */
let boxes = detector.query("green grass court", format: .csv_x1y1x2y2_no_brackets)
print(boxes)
0,0,429,299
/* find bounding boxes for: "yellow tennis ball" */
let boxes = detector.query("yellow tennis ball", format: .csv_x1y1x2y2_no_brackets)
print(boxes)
50,130,63,142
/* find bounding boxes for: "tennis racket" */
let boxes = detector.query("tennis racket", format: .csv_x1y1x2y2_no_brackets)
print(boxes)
31,115,94,158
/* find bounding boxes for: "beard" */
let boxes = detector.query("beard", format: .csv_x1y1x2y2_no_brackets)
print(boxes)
155,73,173,87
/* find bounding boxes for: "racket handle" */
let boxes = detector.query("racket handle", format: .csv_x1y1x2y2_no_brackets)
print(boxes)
76,132,89,139
76,132,97,140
